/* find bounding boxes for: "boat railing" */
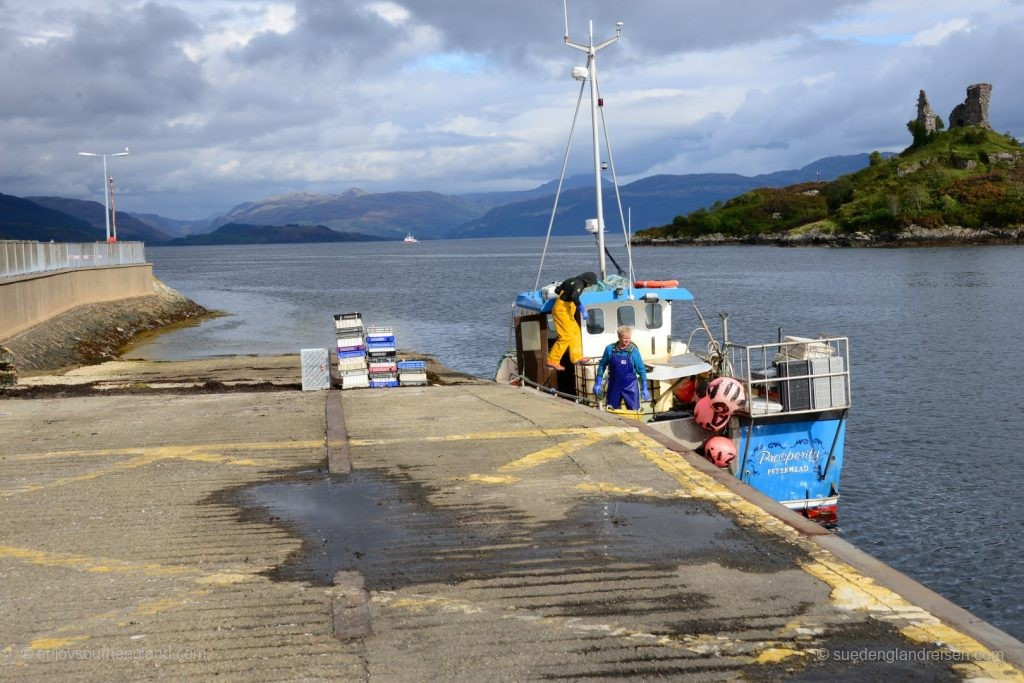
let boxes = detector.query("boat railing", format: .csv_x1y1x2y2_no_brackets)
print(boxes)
0,240,147,279
725,336,851,418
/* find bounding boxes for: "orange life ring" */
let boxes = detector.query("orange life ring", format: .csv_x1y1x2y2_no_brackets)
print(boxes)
634,279,679,288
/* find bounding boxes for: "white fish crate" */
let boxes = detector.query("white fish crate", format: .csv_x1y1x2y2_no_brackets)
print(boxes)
399,371,428,386
337,356,368,372
333,312,364,331
341,373,370,389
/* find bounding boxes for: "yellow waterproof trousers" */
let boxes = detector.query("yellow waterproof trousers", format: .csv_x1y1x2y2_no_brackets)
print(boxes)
547,299,583,365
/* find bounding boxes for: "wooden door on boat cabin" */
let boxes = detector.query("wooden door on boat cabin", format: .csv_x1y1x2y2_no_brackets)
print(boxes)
515,313,556,389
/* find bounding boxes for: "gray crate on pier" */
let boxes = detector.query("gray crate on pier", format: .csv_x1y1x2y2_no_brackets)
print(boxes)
300,348,331,391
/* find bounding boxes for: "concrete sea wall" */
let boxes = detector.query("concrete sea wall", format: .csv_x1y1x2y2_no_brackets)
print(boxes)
0,264,155,339
0,267,209,374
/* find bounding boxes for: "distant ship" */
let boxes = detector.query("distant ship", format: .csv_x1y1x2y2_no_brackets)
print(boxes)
403,232,419,243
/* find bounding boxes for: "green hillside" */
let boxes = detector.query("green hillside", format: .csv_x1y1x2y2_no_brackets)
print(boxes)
637,126,1024,241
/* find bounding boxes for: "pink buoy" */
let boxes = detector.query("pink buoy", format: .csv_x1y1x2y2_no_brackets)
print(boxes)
707,376,746,413
705,435,737,468
694,396,731,433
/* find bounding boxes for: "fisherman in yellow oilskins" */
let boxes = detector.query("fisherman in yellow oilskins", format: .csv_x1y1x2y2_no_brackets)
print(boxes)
546,271,598,371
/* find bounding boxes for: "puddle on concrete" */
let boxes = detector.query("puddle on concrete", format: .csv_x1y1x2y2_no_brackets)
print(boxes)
236,469,803,589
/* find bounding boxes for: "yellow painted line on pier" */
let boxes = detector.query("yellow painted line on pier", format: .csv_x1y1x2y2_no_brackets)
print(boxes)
0,544,196,577
2,544,269,657
497,428,625,472
619,429,1024,679
575,482,692,499
28,634,91,650
19,586,217,658
1,440,322,497
451,425,632,481
0,543,270,583
802,555,1024,680
463,474,520,485
348,426,615,447
12,439,324,461
377,592,787,661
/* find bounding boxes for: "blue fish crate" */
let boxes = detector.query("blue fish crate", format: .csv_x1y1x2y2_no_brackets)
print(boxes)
365,334,396,344
397,360,427,370
337,349,367,359
369,379,400,388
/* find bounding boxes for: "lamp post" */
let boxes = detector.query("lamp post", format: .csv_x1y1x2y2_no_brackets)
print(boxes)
78,148,130,242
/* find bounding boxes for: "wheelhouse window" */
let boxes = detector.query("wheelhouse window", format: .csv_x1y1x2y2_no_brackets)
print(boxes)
617,306,635,328
586,307,605,334
645,303,663,329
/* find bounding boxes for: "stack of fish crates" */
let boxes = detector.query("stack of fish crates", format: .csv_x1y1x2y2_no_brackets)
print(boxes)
397,359,428,386
334,313,369,389
365,325,399,388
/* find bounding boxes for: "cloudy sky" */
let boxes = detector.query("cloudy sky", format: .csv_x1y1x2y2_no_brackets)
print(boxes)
3,0,1024,219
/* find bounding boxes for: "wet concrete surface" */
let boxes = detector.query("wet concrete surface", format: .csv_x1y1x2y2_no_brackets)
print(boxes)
237,469,805,591
230,459,979,679
2,359,1021,680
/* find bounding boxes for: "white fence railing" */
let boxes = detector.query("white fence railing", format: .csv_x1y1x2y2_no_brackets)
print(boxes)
0,241,147,279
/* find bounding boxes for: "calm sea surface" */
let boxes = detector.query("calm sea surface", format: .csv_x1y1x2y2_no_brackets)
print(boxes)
132,237,1024,639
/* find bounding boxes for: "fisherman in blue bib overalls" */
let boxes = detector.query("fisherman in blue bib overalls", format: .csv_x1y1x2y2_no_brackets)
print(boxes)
594,325,650,410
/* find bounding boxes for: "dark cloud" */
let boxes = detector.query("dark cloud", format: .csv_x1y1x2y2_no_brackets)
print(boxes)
0,2,204,124
3,1,1024,219
406,0,869,63
232,0,414,72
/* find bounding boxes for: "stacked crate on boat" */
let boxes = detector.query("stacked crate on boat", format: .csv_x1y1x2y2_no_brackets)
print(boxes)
365,325,399,388
397,359,428,386
334,312,369,389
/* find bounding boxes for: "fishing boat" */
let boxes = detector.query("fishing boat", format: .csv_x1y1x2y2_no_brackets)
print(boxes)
403,232,419,243
494,11,851,526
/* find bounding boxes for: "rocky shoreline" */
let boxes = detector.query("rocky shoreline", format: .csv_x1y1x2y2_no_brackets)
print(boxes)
1,279,211,376
634,225,1024,247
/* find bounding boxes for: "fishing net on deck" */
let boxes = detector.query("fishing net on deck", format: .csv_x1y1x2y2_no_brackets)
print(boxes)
586,274,631,293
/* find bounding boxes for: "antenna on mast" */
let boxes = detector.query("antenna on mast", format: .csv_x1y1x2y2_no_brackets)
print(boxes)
563,0,569,40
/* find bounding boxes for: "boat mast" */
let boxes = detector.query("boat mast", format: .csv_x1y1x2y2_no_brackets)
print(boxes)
564,7,621,280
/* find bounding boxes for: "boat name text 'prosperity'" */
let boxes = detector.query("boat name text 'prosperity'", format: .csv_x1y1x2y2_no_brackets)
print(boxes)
757,446,821,475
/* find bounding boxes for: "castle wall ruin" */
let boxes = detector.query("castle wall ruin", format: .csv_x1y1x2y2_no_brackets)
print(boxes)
949,83,992,129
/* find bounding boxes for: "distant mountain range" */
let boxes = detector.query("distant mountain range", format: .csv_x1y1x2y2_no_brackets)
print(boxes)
0,193,97,241
1,154,877,244
26,196,173,243
453,155,882,238
165,222,381,245
206,188,489,240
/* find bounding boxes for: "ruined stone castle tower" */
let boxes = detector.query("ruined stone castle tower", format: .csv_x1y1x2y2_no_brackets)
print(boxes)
949,83,992,129
916,90,936,133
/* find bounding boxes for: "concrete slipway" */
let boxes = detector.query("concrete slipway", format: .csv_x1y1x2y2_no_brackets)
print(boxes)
0,355,1022,681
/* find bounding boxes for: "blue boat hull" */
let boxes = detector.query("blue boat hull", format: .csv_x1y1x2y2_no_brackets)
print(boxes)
733,412,846,525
